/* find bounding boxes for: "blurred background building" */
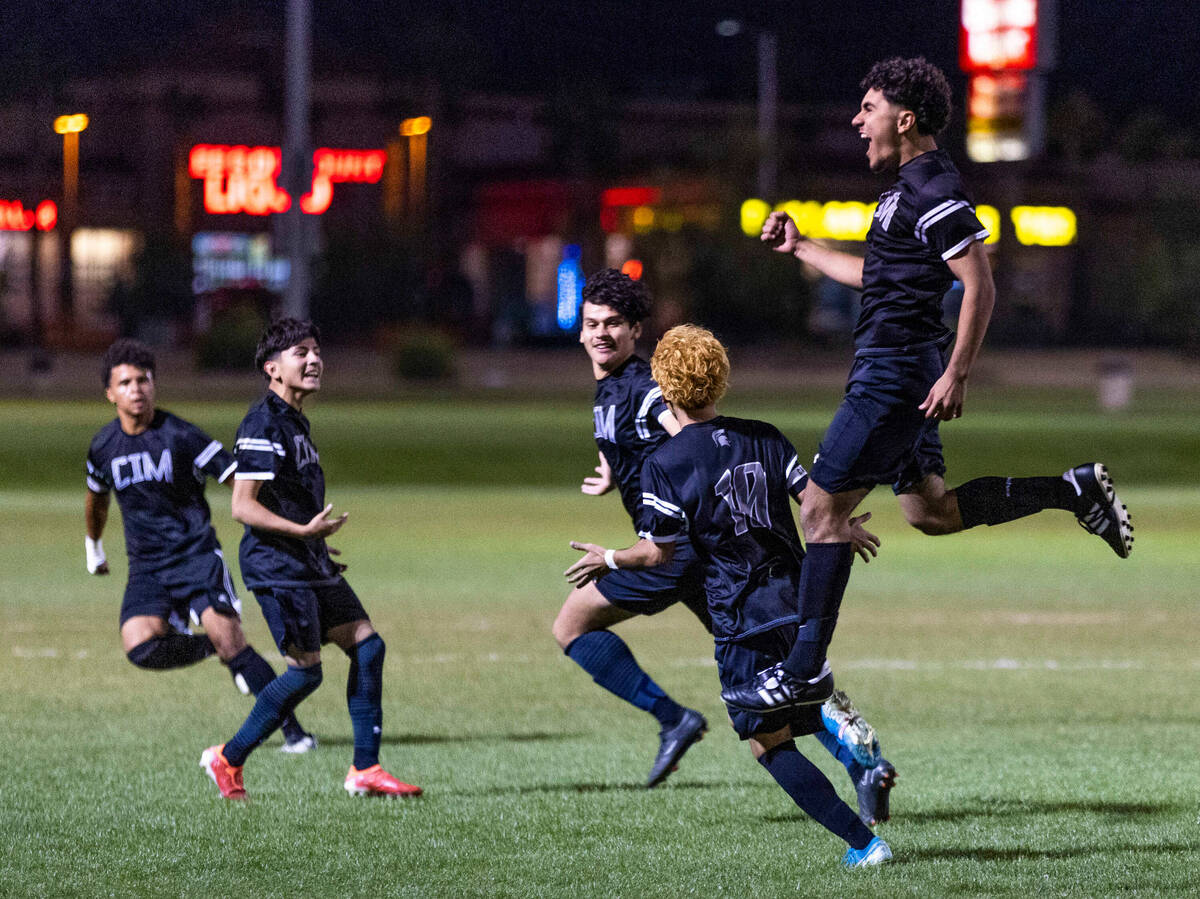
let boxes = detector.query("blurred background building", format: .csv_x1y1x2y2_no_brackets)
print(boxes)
1,0,1198,356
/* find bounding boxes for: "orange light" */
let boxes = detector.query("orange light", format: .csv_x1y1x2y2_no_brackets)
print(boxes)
53,114,89,134
399,116,432,137
35,200,58,231
620,259,644,280
602,187,661,208
959,0,1037,72
0,200,35,231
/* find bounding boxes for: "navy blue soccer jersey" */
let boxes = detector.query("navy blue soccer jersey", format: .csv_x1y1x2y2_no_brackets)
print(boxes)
639,416,809,642
233,392,340,589
85,410,235,571
592,355,673,533
857,148,990,349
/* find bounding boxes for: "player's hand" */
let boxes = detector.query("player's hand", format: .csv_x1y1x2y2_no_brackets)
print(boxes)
760,211,805,255
85,536,109,575
848,512,880,563
918,371,967,420
303,504,348,539
328,545,348,573
581,452,614,496
564,541,609,587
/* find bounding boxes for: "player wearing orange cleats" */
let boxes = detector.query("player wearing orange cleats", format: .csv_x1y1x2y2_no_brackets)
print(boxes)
201,745,247,800
345,764,423,798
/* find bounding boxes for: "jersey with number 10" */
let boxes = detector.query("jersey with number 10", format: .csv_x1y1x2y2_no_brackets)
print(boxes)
639,416,809,642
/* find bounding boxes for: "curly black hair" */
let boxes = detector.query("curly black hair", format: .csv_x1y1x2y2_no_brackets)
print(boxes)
860,57,952,136
254,317,322,378
101,338,155,386
581,268,652,325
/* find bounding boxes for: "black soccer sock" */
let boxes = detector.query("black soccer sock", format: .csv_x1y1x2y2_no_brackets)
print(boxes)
126,634,216,670
955,475,1078,529
758,740,874,850
346,634,385,770
224,664,323,767
565,630,685,728
781,543,853,680
223,646,309,743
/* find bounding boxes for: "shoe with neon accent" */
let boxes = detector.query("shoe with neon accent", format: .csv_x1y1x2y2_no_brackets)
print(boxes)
646,708,707,789
821,690,881,769
280,732,318,754
842,836,893,868
721,661,833,713
1064,462,1133,558
200,744,246,800
344,764,422,798
855,758,896,826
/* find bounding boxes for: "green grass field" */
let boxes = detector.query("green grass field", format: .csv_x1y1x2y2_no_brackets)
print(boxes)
1,391,1197,897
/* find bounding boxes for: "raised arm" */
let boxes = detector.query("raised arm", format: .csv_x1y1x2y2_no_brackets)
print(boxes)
231,477,347,540
761,211,865,289
918,240,995,420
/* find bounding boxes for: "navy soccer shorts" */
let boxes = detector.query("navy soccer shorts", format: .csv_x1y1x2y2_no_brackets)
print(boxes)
595,537,711,630
717,623,823,740
810,337,951,496
252,577,369,655
119,548,241,627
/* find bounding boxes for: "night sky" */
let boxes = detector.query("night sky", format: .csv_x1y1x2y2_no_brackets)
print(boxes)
3,1,1195,123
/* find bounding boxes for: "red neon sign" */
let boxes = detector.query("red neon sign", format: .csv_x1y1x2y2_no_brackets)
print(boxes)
0,199,57,231
188,146,387,216
960,0,1038,72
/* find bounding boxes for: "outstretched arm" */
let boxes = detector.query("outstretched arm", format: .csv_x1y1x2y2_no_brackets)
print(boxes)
761,211,865,289
232,478,348,540
919,240,995,420
564,537,674,588
84,490,110,574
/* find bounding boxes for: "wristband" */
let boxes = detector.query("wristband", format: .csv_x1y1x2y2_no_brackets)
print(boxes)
604,548,619,570
85,536,106,573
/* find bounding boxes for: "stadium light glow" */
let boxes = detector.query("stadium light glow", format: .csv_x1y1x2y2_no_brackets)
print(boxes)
976,204,1001,243
557,244,584,330
399,116,432,136
621,259,644,280
53,114,89,134
1011,205,1076,246
0,198,57,231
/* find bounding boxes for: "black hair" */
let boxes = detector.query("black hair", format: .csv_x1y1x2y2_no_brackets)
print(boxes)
254,318,322,378
580,268,652,325
101,338,155,386
860,57,953,136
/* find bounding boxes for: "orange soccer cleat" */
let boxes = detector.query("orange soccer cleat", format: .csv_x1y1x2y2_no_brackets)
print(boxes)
201,744,247,800
344,764,422,798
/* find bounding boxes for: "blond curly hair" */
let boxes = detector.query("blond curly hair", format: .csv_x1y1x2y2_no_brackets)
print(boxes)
650,324,729,412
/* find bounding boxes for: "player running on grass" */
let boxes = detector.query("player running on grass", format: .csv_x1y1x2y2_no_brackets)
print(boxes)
85,338,315,753
200,318,420,800
557,270,895,825
730,56,1134,714
567,324,892,867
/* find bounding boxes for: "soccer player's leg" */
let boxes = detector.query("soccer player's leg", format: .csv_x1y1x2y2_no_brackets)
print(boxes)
552,553,707,788
187,550,316,753
203,587,325,797
723,629,890,866
323,581,421,798
120,573,216,670
812,689,898,825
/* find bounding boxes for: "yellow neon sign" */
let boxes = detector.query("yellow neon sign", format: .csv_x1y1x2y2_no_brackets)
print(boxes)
1011,206,1076,246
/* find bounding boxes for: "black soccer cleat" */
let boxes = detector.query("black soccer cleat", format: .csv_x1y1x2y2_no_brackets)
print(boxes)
646,708,708,789
1063,462,1133,558
720,661,834,713
855,758,897,826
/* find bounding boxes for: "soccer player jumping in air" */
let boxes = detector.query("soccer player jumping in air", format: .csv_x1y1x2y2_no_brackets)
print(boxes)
729,57,1133,713
566,325,891,867
85,338,315,753
200,319,420,800
556,270,896,822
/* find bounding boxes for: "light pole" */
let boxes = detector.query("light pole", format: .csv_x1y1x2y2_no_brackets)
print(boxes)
715,21,778,199
399,116,432,227
53,113,88,338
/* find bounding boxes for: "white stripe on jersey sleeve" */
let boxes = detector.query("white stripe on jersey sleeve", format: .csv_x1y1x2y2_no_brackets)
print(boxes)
194,439,224,470
941,229,991,261
636,529,685,544
635,386,664,440
233,471,275,480
235,438,286,456
217,461,238,483
642,491,687,521
86,476,108,493
914,199,965,242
